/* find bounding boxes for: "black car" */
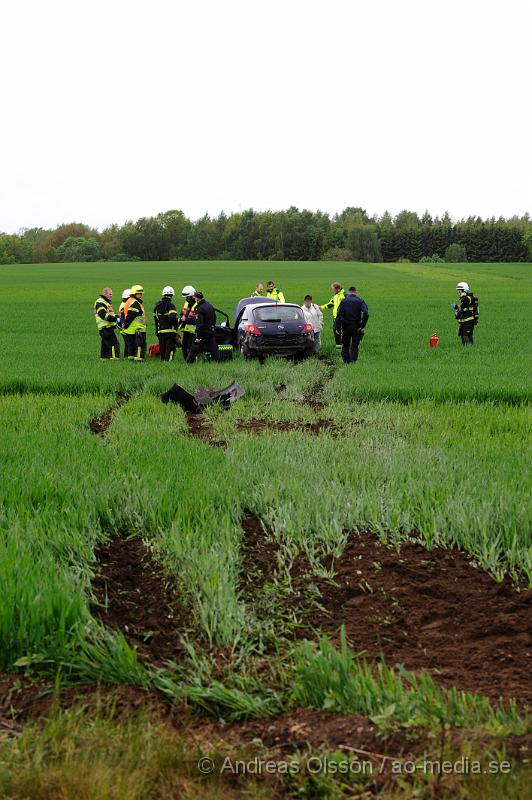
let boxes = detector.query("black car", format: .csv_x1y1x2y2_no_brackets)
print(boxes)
236,302,314,360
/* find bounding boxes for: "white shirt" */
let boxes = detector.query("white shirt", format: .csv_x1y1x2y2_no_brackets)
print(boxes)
301,303,323,332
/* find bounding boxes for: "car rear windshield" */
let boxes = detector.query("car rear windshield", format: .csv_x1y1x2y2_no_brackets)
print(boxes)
253,306,303,322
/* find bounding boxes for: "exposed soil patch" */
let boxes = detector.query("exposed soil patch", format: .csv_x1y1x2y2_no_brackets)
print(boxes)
302,533,532,706
239,515,280,598
221,708,425,762
186,412,227,447
88,391,130,437
236,418,342,435
3,675,529,783
301,362,337,410
91,535,188,666
274,383,286,394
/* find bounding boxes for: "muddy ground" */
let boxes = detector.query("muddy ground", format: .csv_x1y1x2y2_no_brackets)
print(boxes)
243,525,531,707
91,516,531,705
2,676,530,771
309,534,531,706
91,535,189,666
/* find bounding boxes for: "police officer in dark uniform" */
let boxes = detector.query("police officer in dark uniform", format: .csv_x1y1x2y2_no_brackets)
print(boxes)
186,292,220,364
153,285,178,361
335,286,369,364
453,281,476,346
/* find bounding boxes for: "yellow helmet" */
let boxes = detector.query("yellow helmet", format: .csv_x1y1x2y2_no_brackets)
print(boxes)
130,284,144,294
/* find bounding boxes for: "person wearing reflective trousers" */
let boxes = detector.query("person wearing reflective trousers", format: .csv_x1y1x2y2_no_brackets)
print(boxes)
122,284,147,361
453,281,477,346
335,286,369,364
186,292,220,364
320,282,345,351
93,287,120,359
179,285,197,361
117,288,130,357
154,286,178,361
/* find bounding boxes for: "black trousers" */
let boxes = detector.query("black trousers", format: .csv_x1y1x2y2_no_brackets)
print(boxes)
341,325,363,363
333,319,342,349
459,322,474,346
124,331,147,360
99,327,120,359
186,333,220,364
158,332,177,361
181,331,195,361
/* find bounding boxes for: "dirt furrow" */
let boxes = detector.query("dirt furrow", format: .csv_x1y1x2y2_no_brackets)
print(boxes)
91,534,188,666
88,391,130,437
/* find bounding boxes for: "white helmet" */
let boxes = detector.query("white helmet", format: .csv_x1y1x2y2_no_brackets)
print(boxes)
162,285,174,296
181,285,196,297
456,281,469,292
122,289,131,300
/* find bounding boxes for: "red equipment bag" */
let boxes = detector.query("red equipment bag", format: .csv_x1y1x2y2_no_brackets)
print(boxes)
148,343,160,358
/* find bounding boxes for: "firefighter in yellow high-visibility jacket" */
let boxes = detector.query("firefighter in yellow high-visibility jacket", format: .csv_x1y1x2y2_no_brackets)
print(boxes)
320,282,345,350
93,287,120,359
122,285,147,361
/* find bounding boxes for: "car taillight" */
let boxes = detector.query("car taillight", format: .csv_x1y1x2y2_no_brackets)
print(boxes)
246,324,262,336
301,323,313,334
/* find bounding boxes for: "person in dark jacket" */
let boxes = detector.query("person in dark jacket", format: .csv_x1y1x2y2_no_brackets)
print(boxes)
452,281,477,346
153,286,178,361
93,287,120,359
335,286,369,364
186,292,220,363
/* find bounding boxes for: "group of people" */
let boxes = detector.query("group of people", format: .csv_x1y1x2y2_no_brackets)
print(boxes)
93,284,220,363
93,277,476,363
252,280,369,363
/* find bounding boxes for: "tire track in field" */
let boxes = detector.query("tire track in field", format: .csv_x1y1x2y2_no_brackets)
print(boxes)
88,391,130,437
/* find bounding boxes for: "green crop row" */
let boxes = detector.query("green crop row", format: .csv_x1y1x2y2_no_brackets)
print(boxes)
0,387,530,676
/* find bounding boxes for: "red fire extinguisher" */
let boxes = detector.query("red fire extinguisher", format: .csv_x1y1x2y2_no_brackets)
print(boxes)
429,333,439,348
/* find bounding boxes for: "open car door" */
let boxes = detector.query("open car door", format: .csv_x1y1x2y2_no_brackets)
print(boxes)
213,307,235,358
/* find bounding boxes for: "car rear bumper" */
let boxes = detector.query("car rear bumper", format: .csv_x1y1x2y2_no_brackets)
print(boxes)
246,335,314,357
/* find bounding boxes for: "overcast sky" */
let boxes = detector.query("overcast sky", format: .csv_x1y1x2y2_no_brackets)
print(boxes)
1,0,530,233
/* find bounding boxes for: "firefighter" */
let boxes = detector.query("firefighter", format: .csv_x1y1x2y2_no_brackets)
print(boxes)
320,282,345,351
186,291,220,363
179,285,197,361
117,289,130,357
335,286,369,364
93,287,120,359
122,284,147,361
252,283,264,297
154,286,179,361
453,281,477,346
266,281,285,303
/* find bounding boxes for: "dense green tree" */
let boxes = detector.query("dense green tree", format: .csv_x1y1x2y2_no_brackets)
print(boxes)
523,227,532,259
345,223,382,262
395,210,421,229
37,223,98,262
157,210,190,258
55,236,101,262
0,234,34,264
445,243,467,262
3,208,531,264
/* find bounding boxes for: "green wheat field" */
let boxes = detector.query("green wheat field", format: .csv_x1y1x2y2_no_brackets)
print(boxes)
0,260,531,798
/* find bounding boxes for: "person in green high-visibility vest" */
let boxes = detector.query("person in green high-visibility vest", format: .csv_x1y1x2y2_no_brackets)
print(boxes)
122,284,147,361
320,282,345,351
93,287,120,359
266,280,285,303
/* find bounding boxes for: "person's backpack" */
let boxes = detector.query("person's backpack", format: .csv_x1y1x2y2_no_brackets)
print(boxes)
468,293,479,325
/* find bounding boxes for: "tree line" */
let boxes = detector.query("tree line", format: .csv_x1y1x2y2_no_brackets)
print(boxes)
1,208,531,264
